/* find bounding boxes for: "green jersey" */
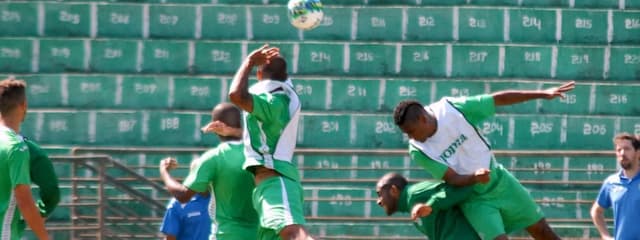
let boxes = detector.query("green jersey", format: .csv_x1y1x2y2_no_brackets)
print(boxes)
0,127,30,239
397,181,480,240
183,141,259,239
242,80,301,182
24,139,60,217
409,94,501,193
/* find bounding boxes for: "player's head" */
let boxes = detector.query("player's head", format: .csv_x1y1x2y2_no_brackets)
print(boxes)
613,133,640,170
393,100,433,142
257,56,288,82
376,172,408,216
0,78,27,123
211,102,242,140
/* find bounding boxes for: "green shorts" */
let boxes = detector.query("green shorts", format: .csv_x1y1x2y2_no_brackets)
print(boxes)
461,166,544,240
252,176,306,239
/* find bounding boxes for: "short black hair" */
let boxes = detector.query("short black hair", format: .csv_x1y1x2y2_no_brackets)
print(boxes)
0,78,27,115
260,56,288,81
393,100,425,127
212,103,241,128
378,172,408,191
614,133,640,151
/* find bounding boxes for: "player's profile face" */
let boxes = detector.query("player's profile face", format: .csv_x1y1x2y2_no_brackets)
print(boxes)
375,184,397,215
400,118,429,142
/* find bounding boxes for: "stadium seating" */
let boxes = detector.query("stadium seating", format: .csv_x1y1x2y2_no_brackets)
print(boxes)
3,0,638,238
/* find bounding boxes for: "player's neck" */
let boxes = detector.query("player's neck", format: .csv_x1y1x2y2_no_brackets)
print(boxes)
0,117,21,133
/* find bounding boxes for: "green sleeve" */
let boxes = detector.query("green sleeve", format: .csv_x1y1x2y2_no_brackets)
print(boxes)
448,94,496,125
26,140,60,217
425,185,474,210
250,93,291,123
182,149,219,193
9,142,30,187
410,147,448,180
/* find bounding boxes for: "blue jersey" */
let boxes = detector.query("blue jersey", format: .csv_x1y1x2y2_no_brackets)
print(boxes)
160,194,212,240
596,171,640,240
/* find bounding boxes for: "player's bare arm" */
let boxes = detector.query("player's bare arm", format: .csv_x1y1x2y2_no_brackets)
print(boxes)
158,158,197,203
493,81,575,106
411,203,433,220
590,202,613,240
229,44,280,113
442,168,490,187
201,120,242,138
15,184,49,240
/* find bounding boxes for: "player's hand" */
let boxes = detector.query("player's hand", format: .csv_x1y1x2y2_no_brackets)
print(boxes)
159,157,178,172
542,81,575,100
411,203,432,220
201,121,242,137
602,237,613,240
473,168,491,184
247,44,280,66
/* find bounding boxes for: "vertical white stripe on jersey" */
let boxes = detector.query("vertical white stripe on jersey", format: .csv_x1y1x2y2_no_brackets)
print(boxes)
279,177,294,225
2,191,17,240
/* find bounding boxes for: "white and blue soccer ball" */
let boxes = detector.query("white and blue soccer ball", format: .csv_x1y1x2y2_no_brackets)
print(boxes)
287,0,324,30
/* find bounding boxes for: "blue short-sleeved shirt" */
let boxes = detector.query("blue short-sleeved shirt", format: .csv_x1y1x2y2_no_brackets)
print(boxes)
160,194,212,240
596,171,640,240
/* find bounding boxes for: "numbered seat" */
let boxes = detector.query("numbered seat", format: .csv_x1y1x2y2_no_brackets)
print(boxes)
93,111,144,145
172,77,225,110
144,111,199,146
398,44,447,77
537,82,590,114
612,11,640,43
509,115,563,150
249,6,299,40
570,0,619,8
96,3,143,38
67,75,117,108
38,39,86,73
39,111,90,145
43,2,91,37
119,75,169,109
520,0,565,7
24,85,57,116
568,157,616,182
351,115,405,149
141,40,189,73
314,189,368,217
247,42,295,65
405,7,454,41
293,79,328,111
470,0,518,5
382,79,431,112
296,155,355,180
491,81,539,114
297,114,351,148
620,117,640,136
0,38,32,73
500,156,565,182
503,46,553,78
148,4,196,38
433,79,486,100
356,155,408,178
193,41,242,74
508,8,556,43
565,116,616,150
297,43,344,75
555,46,605,80
355,8,403,41
201,6,247,40
347,44,395,76
528,191,583,219
90,39,139,73
0,2,38,36
476,115,511,149
608,47,640,80
302,7,351,41
593,84,640,115
457,7,504,42
451,45,500,78
560,9,608,44
627,0,640,9
329,79,381,111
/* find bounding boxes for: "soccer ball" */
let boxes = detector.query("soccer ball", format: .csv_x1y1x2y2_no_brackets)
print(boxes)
287,0,324,30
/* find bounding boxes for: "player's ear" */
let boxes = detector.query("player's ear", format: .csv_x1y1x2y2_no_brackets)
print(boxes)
390,185,400,197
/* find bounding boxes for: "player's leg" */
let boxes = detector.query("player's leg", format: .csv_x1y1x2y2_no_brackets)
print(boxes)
461,199,508,240
525,218,560,240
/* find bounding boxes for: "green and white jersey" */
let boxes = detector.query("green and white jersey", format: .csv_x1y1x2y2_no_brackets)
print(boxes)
409,94,500,193
24,139,60,217
242,79,301,182
182,141,259,239
0,127,30,240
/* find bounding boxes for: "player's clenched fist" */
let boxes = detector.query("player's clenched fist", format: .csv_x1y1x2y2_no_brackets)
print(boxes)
411,203,433,220
159,157,178,171
473,168,491,184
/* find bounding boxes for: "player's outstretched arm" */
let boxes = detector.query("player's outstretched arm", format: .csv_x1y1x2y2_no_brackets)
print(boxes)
590,202,613,240
158,158,197,203
492,81,575,106
442,168,490,187
229,44,280,113
15,184,49,240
